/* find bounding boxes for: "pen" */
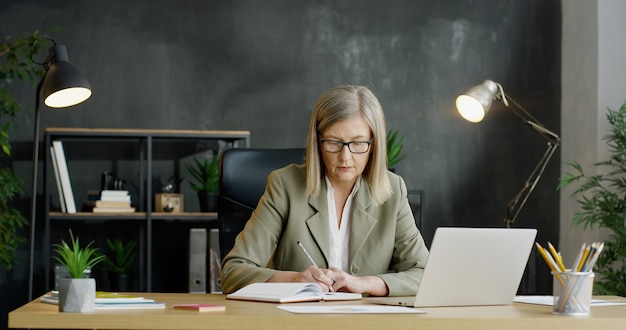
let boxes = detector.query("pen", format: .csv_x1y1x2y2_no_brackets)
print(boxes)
296,241,334,292
297,241,319,268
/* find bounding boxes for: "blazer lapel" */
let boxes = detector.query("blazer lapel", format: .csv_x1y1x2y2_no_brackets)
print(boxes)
306,183,331,267
349,179,377,263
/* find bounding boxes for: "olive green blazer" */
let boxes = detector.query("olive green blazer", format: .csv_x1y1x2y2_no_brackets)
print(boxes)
221,164,429,296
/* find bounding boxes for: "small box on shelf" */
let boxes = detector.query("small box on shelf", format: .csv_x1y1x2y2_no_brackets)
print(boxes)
155,193,184,213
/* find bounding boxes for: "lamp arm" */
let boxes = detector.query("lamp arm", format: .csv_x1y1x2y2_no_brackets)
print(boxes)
503,141,558,228
501,92,561,145
498,91,560,227
28,75,45,300
526,121,561,145
500,93,560,228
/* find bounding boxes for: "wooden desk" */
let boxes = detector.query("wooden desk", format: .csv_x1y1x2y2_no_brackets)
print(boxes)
9,293,626,330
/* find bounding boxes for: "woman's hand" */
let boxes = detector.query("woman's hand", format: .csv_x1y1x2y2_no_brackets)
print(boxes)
299,266,336,292
327,267,389,296
267,266,335,292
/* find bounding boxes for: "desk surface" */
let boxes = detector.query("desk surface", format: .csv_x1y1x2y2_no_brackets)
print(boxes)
9,293,626,330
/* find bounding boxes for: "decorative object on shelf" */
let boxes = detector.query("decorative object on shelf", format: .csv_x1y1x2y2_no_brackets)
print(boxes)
186,151,220,212
155,193,184,213
0,30,52,272
101,171,126,191
155,183,183,213
52,230,105,312
456,79,560,228
99,238,137,292
87,190,135,213
386,128,406,171
27,38,92,300
557,102,626,296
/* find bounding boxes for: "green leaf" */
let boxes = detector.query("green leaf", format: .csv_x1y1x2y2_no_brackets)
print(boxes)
52,230,106,278
185,151,220,192
98,238,137,274
1,28,58,269
387,129,406,169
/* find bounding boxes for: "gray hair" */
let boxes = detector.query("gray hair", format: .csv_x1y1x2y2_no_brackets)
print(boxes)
305,85,392,205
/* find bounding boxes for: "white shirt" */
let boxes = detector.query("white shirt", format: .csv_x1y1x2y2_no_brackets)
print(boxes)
325,176,360,272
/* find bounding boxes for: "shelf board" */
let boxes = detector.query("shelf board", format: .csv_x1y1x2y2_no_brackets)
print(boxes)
49,212,218,221
45,127,250,140
151,212,218,221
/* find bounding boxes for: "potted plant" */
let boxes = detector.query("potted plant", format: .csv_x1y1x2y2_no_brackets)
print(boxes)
0,30,50,270
99,238,137,292
558,101,626,296
387,129,406,171
52,230,106,312
186,151,220,212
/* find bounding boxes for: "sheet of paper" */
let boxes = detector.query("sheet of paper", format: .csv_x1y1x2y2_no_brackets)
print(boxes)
277,305,425,314
514,295,626,306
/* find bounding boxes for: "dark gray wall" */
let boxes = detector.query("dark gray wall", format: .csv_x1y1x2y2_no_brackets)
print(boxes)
1,0,561,315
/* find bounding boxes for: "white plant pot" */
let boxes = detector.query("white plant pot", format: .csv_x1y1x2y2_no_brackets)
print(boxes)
58,278,96,312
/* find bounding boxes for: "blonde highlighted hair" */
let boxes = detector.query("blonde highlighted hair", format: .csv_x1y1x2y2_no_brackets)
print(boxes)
305,85,392,205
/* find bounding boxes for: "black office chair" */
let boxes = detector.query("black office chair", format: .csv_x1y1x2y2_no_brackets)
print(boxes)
408,190,429,247
217,148,306,260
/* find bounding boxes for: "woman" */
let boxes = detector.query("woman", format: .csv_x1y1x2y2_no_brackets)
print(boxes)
221,85,429,296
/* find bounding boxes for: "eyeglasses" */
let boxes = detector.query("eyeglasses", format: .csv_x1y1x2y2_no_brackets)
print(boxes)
320,139,373,154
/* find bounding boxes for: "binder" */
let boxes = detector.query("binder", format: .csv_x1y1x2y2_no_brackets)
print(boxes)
188,228,207,293
209,228,222,293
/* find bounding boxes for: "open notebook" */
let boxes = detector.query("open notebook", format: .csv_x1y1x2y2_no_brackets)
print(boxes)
226,282,362,303
369,227,537,307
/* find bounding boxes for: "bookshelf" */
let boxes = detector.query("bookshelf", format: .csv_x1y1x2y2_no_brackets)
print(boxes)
40,128,249,293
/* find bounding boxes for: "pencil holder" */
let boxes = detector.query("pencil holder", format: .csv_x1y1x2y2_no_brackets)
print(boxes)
552,271,594,316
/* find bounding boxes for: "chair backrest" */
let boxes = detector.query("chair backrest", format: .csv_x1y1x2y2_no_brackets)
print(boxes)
408,190,429,247
217,148,306,260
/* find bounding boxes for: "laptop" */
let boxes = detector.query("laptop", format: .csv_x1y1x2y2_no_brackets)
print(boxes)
369,227,537,307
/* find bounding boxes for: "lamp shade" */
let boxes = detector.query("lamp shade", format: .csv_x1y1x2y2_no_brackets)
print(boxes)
455,79,499,123
42,45,92,108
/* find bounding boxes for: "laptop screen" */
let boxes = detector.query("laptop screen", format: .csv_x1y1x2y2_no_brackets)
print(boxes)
412,227,537,307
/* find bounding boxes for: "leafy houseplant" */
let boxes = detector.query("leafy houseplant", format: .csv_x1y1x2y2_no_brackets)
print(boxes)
100,238,137,275
558,102,626,296
99,238,136,291
186,153,219,193
387,129,406,170
52,230,106,312
0,30,49,269
186,151,220,212
53,230,106,279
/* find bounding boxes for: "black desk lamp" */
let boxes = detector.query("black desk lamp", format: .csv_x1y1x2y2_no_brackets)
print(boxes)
456,80,560,228
28,39,91,300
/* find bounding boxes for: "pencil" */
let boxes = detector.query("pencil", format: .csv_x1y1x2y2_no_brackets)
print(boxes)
535,243,561,275
582,242,604,272
570,243,586,272
547,242,567,272
576,245,591,272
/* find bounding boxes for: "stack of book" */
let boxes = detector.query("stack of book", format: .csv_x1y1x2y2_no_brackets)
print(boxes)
41,291,165,309
83,190,135,213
